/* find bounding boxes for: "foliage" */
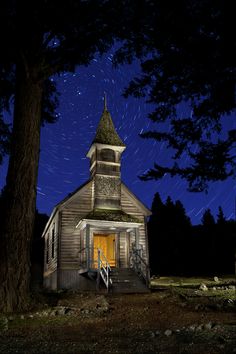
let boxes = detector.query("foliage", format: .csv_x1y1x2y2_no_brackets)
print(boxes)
216,206,226,225
201,208,215,227
148,192,236,276
30,211,49,289
0,0,127,312
0,0,123,167
114,0,236,191
0,116,11,164
148,192,192,275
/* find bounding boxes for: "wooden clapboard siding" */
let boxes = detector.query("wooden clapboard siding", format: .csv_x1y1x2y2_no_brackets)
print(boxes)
43,212,59,276
59,181,93,268
121,185,149,262
139,224,148,259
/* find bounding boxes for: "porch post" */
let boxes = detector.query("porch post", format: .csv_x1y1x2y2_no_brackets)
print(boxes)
135,227,140,249
86,224,90,269
116,232,120,268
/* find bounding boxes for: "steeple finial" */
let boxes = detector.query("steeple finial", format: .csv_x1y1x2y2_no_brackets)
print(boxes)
104,92,107,111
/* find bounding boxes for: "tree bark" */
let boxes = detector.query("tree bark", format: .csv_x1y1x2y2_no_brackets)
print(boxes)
0,62,43,312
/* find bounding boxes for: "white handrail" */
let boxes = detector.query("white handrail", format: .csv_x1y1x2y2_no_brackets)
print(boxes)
97,248,112,291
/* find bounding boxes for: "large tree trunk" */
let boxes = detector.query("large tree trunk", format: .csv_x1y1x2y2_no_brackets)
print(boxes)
0,62,43,312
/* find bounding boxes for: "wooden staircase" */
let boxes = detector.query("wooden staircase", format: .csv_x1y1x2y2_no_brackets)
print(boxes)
78,246,150,293
110,268,150,293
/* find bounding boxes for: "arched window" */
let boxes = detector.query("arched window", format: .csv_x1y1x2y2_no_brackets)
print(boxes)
100,149,115,162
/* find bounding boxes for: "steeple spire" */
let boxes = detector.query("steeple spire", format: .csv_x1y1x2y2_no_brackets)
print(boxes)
104,92,107,111
91,96,125,147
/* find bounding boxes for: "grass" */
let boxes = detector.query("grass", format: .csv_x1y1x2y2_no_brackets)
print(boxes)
150,275,236,289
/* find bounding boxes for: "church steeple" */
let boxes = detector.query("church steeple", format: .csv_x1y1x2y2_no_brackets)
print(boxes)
92,95,125,147
86,97,126,210
104,92,107,111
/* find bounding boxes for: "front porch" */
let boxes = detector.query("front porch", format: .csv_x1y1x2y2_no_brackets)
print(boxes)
75,219,149,291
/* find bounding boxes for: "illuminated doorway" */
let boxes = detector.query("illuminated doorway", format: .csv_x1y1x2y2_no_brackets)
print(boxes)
93,234,116,267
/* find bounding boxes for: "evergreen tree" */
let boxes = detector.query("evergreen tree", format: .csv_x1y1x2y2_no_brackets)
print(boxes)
148,193,192,276
31,211,49,290
215,207,234,274
115,0,235,191
0,0,125,312
174,200,191,229
217,206,226,225
150,192,165,218
201,209,215,227
201,208,217,274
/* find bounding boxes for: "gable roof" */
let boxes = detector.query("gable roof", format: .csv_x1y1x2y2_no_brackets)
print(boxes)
121,182,151,216
41,180,91,237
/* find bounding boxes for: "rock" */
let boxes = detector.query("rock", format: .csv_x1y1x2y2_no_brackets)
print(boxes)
227,299,234,305
189,325,196,331
199,283,208,291
213,276,219,282
0,317,8,332
204,322,213,330
149,331,155,338
195,304,203,311
20,315,24,320
38,311,49,317
212,287,216,291
155,330,161,336
228,285,236,290
164,329,172,337
8,316,14,321
54,306,68,316
196,324,203,331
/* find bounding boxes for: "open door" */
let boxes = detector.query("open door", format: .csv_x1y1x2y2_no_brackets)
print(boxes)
93,234,116,267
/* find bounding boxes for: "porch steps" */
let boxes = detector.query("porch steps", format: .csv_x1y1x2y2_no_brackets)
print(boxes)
110,268,149,293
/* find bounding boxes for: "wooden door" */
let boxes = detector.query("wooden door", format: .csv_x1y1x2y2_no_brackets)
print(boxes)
93,234,116,267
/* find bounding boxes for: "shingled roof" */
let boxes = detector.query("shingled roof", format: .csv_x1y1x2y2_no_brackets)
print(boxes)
86,209,142,223
92,99,125,146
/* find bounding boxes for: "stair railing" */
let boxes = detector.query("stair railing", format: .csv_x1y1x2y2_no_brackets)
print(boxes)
96,248,112,292
130,245,150,287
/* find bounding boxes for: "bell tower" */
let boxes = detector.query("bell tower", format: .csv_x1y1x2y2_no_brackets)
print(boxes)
87,96,126,210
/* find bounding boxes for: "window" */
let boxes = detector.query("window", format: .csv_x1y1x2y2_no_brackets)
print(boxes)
51,226,55,259
100,149,115,162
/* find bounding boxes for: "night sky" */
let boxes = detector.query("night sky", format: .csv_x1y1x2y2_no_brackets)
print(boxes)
0,49,235,224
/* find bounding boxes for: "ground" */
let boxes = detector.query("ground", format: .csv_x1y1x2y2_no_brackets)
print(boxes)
0,277,235,354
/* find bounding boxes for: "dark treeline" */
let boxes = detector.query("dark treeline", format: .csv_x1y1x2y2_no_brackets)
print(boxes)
148,193,236,277
30,211,49,290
